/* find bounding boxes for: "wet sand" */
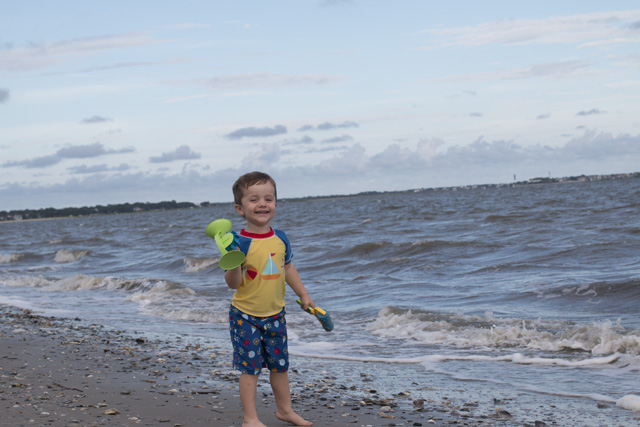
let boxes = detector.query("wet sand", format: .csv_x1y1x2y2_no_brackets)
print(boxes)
1,305,548,427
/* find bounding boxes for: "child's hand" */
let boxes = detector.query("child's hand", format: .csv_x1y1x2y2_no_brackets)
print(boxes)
298,296,315,312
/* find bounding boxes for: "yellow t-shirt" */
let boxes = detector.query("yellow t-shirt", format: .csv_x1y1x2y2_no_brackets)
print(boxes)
230,228,292,317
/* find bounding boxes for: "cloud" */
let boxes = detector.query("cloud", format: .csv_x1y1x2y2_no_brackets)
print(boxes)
561,130,640,159
308,144,368,175
240,143,281,171
576,108,605,116
0,33,163,72
579,37,639,49
537,113,551,120
282,136,315,146
42,58,195,77
318,121,359,130
58,142,133,158
417,138,445,160
438,138,545,166
322,135,353,144
186,72,345,90
298,121,359,131
67,163,131,174
2,142,135,168
76,58,194,74
368,144,428,170
432,59,592,83
0,88,9,103
504,60,591,79
149,145,202,163
434,131,640,167
81,115,113,124
302,145,349,154
225,124,287,140
420,10,640,48
4,154,61,169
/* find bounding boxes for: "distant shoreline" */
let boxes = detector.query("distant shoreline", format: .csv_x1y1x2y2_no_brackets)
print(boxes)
2,171,638,222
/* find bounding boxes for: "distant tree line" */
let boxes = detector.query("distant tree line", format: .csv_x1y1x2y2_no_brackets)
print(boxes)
523,172,640,185
1,200,200,222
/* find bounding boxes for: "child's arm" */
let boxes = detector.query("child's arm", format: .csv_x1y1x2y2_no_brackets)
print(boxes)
284,262,315,310
225,266,242,289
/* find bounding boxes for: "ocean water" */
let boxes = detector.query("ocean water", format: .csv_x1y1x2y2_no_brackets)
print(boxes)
1,178,640,425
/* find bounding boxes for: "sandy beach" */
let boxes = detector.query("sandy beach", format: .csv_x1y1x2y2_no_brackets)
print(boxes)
0,305,552,427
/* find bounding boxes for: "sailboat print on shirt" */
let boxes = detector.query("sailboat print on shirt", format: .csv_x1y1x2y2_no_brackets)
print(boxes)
261,252,281,280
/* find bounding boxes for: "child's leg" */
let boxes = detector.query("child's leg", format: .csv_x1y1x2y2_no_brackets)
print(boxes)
239,373,266,427
271,371,313,426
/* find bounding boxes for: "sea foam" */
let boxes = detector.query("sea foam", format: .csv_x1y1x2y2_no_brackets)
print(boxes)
182,256,219,273
368,306,640,356
617,394,640,412
0,253,23,263
54,249,89,263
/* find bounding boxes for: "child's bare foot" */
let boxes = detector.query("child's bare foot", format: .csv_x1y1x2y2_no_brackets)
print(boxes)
275,410,313,426
242,418,267,427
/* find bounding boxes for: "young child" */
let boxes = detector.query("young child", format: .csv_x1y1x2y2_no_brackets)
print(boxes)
224,171,314,427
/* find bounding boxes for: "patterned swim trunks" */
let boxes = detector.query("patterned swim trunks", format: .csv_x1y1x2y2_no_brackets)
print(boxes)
229,305,289,375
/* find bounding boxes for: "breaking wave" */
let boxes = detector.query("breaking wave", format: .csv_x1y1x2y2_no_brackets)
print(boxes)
0,253,24,263
182,256,219,273
368,306,640,356
54,249,89,263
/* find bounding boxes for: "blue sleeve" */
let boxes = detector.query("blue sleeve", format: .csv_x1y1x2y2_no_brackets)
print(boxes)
274,229,293,265
231,231,251,256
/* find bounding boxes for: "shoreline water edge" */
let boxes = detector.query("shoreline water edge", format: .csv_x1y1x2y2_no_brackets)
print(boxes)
0,304,591,427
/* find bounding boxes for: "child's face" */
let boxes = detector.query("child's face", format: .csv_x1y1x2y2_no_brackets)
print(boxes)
235,181,277,232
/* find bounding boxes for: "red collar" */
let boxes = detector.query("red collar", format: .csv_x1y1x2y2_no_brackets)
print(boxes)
240,228,275,239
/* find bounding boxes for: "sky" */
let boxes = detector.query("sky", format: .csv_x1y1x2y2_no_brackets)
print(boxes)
1,1,640,210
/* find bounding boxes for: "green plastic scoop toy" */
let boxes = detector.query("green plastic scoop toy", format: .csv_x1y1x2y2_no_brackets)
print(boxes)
205,219,245,270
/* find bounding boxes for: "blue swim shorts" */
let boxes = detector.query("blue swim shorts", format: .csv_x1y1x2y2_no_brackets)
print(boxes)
229,305,289,375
